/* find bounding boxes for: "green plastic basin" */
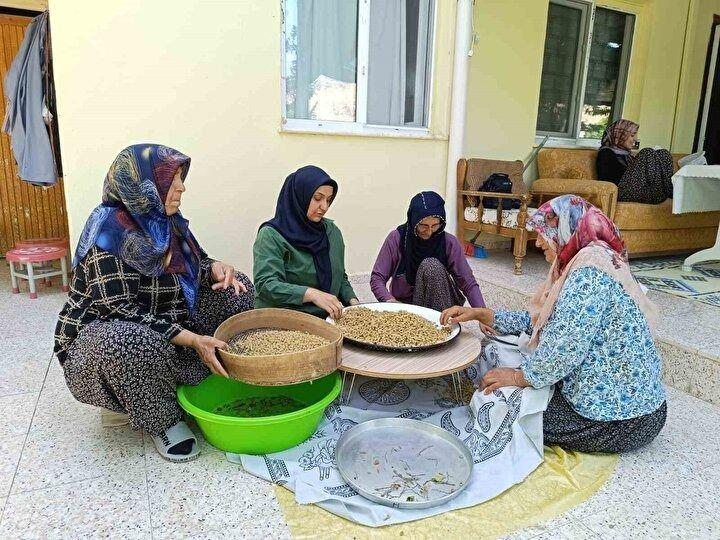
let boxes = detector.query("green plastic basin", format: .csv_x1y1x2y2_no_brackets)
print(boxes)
177,372,341,454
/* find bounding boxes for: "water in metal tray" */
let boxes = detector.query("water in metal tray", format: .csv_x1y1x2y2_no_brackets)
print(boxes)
337,424,472,507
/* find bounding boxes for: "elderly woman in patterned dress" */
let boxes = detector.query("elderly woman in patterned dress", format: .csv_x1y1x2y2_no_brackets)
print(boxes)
441,195,667,453
54,144,254,462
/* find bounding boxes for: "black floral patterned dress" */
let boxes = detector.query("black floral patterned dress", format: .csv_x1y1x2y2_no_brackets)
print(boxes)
617,148,675,204
54,246,254,434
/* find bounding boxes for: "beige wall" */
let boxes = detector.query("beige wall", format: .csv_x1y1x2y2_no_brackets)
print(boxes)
463,0,710,182
634,0,690,148
49,0,456,275
673,0,720,152
463,0,549,165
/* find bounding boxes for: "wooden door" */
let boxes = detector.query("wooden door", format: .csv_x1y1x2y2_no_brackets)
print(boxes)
0,13,68,254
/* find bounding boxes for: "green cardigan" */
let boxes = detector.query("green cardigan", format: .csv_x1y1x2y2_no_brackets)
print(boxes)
253,220,357,317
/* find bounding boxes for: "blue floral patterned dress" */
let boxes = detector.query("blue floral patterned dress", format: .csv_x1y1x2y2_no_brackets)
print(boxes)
494,266,667,452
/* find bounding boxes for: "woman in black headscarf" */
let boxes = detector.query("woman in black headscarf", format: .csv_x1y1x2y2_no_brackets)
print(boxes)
253,165,358,318
371,191,485,312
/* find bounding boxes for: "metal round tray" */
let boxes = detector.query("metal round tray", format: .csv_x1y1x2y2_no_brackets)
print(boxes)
335,418,473,509
327,302,461,353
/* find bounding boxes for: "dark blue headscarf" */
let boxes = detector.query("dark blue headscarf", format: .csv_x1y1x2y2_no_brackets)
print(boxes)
262,165,338,292
396,191,448,285
73,144,205,311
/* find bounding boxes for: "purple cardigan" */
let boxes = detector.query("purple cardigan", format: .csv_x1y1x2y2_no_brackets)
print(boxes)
370,230,485,307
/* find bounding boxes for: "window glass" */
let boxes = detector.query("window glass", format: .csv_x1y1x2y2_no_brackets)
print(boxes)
285,0,358,122
536,2,584,134
579,8,634,139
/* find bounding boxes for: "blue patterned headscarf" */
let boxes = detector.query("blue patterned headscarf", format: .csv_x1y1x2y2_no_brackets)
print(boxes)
74,144,205,310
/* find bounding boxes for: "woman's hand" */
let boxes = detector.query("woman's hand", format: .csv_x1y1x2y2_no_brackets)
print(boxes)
304,288,344,319
480,368,529,395
349,298,360,306
211,261,247,295
479,322,497,336
440,306,495,327
192,334,230,378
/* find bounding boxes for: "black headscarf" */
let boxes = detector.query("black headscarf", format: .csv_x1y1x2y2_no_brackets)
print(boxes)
262,165,338,292
395,191,448,285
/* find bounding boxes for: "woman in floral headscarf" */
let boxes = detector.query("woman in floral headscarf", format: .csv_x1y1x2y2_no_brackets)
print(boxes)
54,144,254,462
441,195,667,453
596,119,674,204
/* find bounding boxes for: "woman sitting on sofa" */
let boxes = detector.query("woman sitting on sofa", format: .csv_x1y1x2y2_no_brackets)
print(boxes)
596,119,674,205
370,191,485,312
441,195,666,453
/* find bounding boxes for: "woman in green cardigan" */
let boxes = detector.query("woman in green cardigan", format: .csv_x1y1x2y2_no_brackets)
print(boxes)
254,165,358,319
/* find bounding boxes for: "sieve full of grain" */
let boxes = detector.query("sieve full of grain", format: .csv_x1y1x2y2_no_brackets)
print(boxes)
228,328,329,357
335,307,450,348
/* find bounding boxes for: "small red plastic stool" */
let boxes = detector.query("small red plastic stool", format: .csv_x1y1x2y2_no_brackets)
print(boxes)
14,238,71,288
6,246,69,299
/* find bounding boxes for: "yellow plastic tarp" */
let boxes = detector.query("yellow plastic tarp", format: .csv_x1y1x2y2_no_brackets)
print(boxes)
274,446,618,539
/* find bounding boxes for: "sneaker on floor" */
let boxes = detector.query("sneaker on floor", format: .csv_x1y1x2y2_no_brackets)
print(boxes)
100,408,130,428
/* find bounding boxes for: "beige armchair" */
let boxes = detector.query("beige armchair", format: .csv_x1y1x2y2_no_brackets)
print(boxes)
530,148,720,256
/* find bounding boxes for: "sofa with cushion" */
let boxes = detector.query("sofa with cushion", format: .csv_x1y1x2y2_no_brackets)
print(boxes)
530,148,720,256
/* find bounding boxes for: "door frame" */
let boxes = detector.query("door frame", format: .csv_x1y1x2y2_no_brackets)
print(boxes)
693,14,720,153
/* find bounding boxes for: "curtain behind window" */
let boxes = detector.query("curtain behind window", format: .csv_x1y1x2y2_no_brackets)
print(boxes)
367,0,431,126
294,0,358,121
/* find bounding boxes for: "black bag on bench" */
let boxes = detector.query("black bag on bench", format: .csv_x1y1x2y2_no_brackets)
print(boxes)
480,173,520,210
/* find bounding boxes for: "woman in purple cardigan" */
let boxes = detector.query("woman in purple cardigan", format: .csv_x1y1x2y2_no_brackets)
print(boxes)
371,191,485,311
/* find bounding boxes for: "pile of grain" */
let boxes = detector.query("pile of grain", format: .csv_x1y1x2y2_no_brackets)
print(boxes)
335,307,450,347
228,329,329,356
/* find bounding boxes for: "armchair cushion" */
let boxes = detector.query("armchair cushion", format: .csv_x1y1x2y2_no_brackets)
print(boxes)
530,177,617,216
614,200,720,230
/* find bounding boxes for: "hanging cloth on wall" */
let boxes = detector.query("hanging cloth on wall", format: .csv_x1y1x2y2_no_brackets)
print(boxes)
3,11,59,187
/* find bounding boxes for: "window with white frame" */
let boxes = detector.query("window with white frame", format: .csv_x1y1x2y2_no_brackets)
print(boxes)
536,0,635,140
282,0,435,135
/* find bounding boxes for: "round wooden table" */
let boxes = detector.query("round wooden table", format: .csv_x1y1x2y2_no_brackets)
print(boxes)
338,330,481,404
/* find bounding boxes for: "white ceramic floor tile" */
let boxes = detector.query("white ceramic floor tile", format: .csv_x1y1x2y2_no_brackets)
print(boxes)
0,436,24,498
534,519,600,540
664,387,720,469
153,521,293,540
502,514,589,539
42,357,67,390
11,387,144,493
0,392,38,436
581,468,720,539
352,283,376,304
145,438,288,537
568,430,695,520
0,353,50,397
0,473,151,539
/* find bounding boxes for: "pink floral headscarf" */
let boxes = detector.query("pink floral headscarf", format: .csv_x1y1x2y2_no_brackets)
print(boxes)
601,119,639,155
524,195,656,348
